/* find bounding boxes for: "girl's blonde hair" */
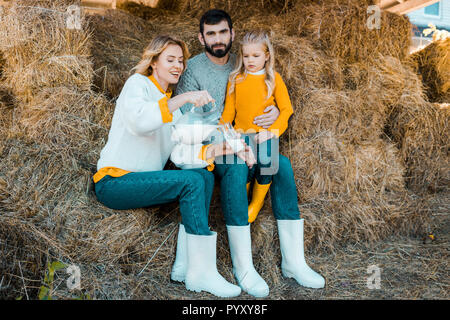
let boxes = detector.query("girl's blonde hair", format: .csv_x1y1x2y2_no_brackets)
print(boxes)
132,35,190,76
228,30,275,99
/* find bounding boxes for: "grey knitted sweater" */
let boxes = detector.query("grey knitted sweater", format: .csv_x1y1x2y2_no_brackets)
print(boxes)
175,52,236,115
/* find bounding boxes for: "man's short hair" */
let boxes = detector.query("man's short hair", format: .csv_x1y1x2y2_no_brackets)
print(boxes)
199,9,233,35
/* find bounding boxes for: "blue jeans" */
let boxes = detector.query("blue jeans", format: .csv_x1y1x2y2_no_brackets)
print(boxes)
243,133,279,185
214,154,300,226
94,169,214,235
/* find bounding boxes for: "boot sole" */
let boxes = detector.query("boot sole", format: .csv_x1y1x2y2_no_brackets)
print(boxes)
186,284,241,298
170,274,185,283
282,270,325,289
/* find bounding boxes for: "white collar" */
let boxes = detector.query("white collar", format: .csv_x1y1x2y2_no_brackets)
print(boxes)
247,68,266,75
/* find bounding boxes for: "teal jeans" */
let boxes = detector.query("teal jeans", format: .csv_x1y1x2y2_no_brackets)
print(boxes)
214,153,300,226
94,168,214,235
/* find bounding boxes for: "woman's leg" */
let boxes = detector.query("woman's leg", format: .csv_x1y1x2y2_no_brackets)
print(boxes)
95,169,211,235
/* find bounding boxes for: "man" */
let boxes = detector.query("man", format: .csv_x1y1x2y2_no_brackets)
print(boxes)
171,9,325,297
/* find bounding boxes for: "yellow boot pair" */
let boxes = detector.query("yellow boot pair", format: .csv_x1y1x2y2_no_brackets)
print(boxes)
247,181,271,223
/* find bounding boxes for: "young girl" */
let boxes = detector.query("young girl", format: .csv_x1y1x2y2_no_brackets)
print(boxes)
221,30,293,223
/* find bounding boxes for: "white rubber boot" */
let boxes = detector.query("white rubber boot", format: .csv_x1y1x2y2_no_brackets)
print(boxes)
170,224,187,282
227,225,269,297
277,219,325,288
185,231,242,297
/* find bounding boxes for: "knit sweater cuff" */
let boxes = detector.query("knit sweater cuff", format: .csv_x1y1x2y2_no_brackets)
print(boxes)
158,96,173,123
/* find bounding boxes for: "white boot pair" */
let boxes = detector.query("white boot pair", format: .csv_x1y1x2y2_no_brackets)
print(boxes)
171,224,268,297
170,219,325,297
170,225,241,298
226,220,325,293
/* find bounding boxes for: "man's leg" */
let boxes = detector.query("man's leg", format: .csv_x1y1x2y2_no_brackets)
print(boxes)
214,157,269,297
270,154,301,220
214,158,249,226
270,155,325,288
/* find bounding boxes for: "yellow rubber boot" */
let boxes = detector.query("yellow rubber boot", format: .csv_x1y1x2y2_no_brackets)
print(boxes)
248,181,271,223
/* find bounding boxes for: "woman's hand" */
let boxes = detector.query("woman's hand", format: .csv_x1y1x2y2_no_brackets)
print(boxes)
167,90,214,113
253,105,280,129
185,90,215,107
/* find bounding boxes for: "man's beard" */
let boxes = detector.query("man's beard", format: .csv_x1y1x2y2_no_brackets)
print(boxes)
204,40,232,58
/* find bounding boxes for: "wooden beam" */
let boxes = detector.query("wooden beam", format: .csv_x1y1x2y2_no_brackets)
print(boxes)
377,0,404,10
387,0,441,15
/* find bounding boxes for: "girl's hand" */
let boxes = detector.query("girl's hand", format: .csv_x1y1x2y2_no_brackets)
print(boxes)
254,130,274,144
185,90,214,107
253,105,280,129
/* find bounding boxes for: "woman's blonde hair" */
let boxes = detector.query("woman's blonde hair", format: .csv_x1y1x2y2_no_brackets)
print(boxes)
132,35,190,77
228,30,275,99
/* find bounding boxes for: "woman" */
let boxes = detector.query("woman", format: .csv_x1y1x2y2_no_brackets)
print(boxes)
93,35,241,298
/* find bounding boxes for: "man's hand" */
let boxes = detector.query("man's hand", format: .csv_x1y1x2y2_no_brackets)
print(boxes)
236,144,256,169
253,105,280,129
205,141,236,159
254,130,275,144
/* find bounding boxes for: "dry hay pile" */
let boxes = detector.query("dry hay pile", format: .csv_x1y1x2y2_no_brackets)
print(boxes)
408,38,450,103
0,0,93,101
88,8,156,98
155,0,296,20
0,0,447,300
90,4,202,98
282,0,412,64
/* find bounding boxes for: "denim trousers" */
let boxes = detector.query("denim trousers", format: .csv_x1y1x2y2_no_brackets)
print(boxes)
242,133,278,185
94,168,214,235
214,152,300,226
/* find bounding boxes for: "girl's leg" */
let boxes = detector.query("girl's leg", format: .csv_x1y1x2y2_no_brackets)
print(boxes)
248,137,277,223
95,170,211,235
255,137,276,185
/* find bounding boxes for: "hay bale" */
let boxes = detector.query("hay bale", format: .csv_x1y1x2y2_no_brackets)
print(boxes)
16,86,113,160
284,0,412,64
408,38,450,103
389,101,450,193
0,216,50,299
298,190,428,252
155,0,295,20
0,1,92,101
89,7,202,98
289,88,386,143
288,132,405,202
88,9,156,98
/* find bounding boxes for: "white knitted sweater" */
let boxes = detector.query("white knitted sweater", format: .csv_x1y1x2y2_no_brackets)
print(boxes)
97,73,209,172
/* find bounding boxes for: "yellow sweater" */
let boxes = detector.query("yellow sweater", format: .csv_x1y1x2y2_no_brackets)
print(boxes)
221,71,293,137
